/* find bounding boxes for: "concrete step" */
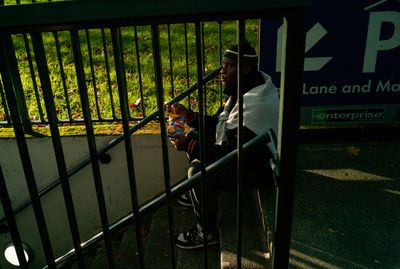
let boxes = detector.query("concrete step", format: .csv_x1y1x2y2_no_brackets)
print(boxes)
58,249,96,269
59,229,126,269
174,204,220,269
62,191,282,269
145,202,220,269
115,223,140,269
143,205,174,267
218,189,272,269
112,212,152,268
89,229,127,269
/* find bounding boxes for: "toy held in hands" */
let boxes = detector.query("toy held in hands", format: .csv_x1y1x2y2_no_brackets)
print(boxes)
167,112,186,139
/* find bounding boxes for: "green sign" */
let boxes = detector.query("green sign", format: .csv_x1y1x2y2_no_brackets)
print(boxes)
311,108,384,124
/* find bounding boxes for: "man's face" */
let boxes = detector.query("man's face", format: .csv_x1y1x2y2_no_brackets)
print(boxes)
220,57,237,88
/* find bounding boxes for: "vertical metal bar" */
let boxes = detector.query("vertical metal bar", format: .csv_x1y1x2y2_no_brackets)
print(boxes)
70,29,115,269
101,28,116,120
201,23,207,114
85,30,101,119
22,33,45,122
194,22,209,268
53,31,73,122
183,23,191,109
236,20,245,269
110,27,145,269
3,35,32,133
273,11,307,269
201,23,206,77
0,80,11,125
167,24,175,98
218,22,223,107
151,24,176,269
31,32,85,269
133,26,146,117
0,35,56,268
117,28,131,121
0,165,29,269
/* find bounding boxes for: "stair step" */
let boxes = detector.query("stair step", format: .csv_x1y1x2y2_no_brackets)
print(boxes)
89,230,126,269
175,204,220,269
116,224,140,269
218,189,272,269
58,249,96,269
112,213,153,268
59,188,272,269
144,201,220,269
57,231,124,269
143,205,174,267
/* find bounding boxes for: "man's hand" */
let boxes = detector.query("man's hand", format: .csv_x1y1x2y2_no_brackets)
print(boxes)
170,133,186,151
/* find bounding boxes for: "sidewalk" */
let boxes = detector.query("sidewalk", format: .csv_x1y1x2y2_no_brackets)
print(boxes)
291,142,400,269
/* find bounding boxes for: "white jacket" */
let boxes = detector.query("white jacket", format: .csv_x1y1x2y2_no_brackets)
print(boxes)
216,71,280,153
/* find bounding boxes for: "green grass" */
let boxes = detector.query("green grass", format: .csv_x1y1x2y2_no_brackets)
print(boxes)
2,0,64,4
0,11,259,130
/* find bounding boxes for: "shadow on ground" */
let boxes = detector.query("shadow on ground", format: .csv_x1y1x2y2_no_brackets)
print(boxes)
291,143,400,269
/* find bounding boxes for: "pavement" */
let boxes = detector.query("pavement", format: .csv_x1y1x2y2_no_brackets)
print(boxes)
290,142,400,269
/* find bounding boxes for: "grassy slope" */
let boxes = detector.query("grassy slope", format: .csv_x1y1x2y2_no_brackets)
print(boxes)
0,121,162,138
1,15,258,138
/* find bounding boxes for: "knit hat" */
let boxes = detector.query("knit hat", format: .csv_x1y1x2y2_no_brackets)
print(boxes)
223,39,258,64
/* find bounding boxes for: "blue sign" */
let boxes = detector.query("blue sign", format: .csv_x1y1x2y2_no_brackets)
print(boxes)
260,0,400,125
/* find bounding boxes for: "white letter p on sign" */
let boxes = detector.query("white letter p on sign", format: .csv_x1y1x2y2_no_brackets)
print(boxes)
363,11,400,73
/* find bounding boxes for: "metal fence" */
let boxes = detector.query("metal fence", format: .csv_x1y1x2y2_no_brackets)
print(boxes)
0,7,257,129
0,0,309,268
0,26,218,126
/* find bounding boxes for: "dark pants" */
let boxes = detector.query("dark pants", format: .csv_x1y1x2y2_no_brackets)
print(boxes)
187,157,273,235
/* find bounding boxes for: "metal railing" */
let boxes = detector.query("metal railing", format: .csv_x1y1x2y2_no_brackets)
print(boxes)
0,1,241,129
0,1,309,268
0,25,225,127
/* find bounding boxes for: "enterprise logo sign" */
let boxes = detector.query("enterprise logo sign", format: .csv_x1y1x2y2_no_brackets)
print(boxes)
312,108,384,123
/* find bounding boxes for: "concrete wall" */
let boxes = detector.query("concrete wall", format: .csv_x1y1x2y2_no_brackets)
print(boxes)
0,134,188,268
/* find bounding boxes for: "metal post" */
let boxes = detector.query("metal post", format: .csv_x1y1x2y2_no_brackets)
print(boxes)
194,21,210,268
101,28,116,119
70,29,115,269
273,10,307,269
0,34,56,268
3,34,32,133
85,29,101,119
53,31,73,122
236,19,245,269
151,24,176,269
31,32,86,269
133,26,146,117
0,81,11,125
111,27,145,269
167,24,175,98
23,33,45,123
